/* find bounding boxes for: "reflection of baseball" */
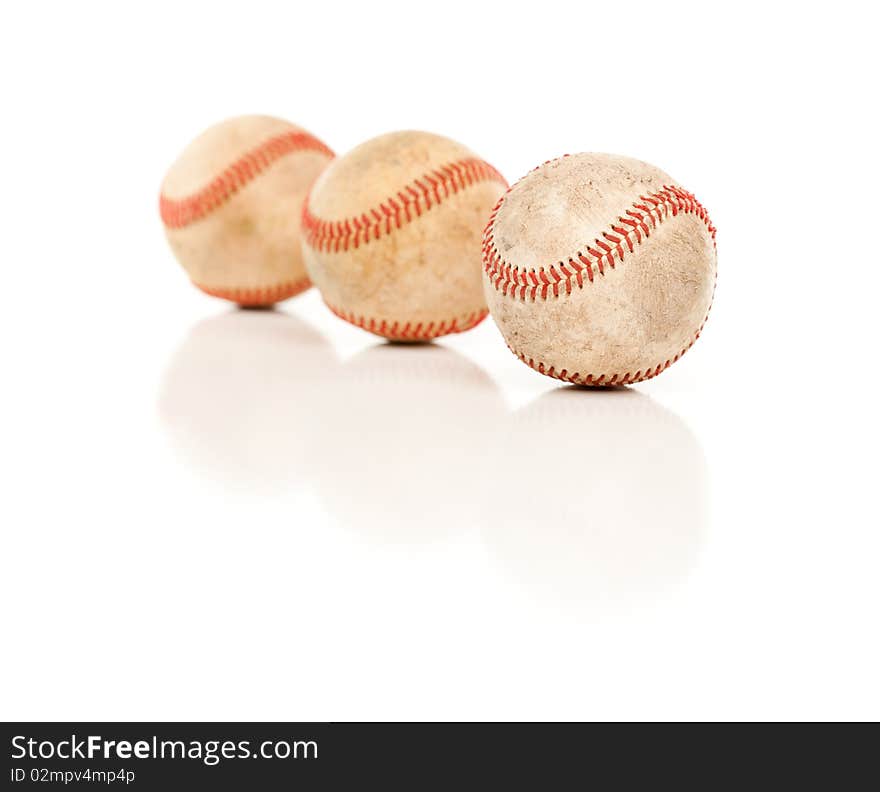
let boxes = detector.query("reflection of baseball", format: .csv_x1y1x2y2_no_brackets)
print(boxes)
160,115,334,306
480,388,707,606
483,154,717,385
158,310,339,491
309,344,503,541
301,131,507,341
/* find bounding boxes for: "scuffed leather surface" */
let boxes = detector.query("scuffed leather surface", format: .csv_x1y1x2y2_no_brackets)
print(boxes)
303,131,506,333
484,153,716,381
161,115,332,295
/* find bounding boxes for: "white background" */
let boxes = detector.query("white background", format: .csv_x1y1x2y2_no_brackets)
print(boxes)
1,1,877,721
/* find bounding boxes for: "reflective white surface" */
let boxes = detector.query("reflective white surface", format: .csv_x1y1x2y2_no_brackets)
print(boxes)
161,311,708,606
1,0,877,720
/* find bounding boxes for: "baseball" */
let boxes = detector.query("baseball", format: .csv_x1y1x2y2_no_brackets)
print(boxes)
301,130,507,341
160,115,334,306
483,154,717,385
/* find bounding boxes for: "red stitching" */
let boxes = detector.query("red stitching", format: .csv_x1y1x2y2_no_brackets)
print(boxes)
301,158,507,252
485,156,717,385
325,301,488,341
193,277,311,306
482,176,717,302
507,313,711,387
160,131,334,229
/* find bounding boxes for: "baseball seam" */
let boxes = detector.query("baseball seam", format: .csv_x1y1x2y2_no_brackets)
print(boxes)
301,157,507,253
484,156,717,385
325,301,488,341
507,312,710,386
193,278,313,306
160,130,334,229
482,184,716,301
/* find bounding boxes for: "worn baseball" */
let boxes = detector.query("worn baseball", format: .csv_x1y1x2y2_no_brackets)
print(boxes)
301,130,507,341
160,115,334,306
483,154,717,385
